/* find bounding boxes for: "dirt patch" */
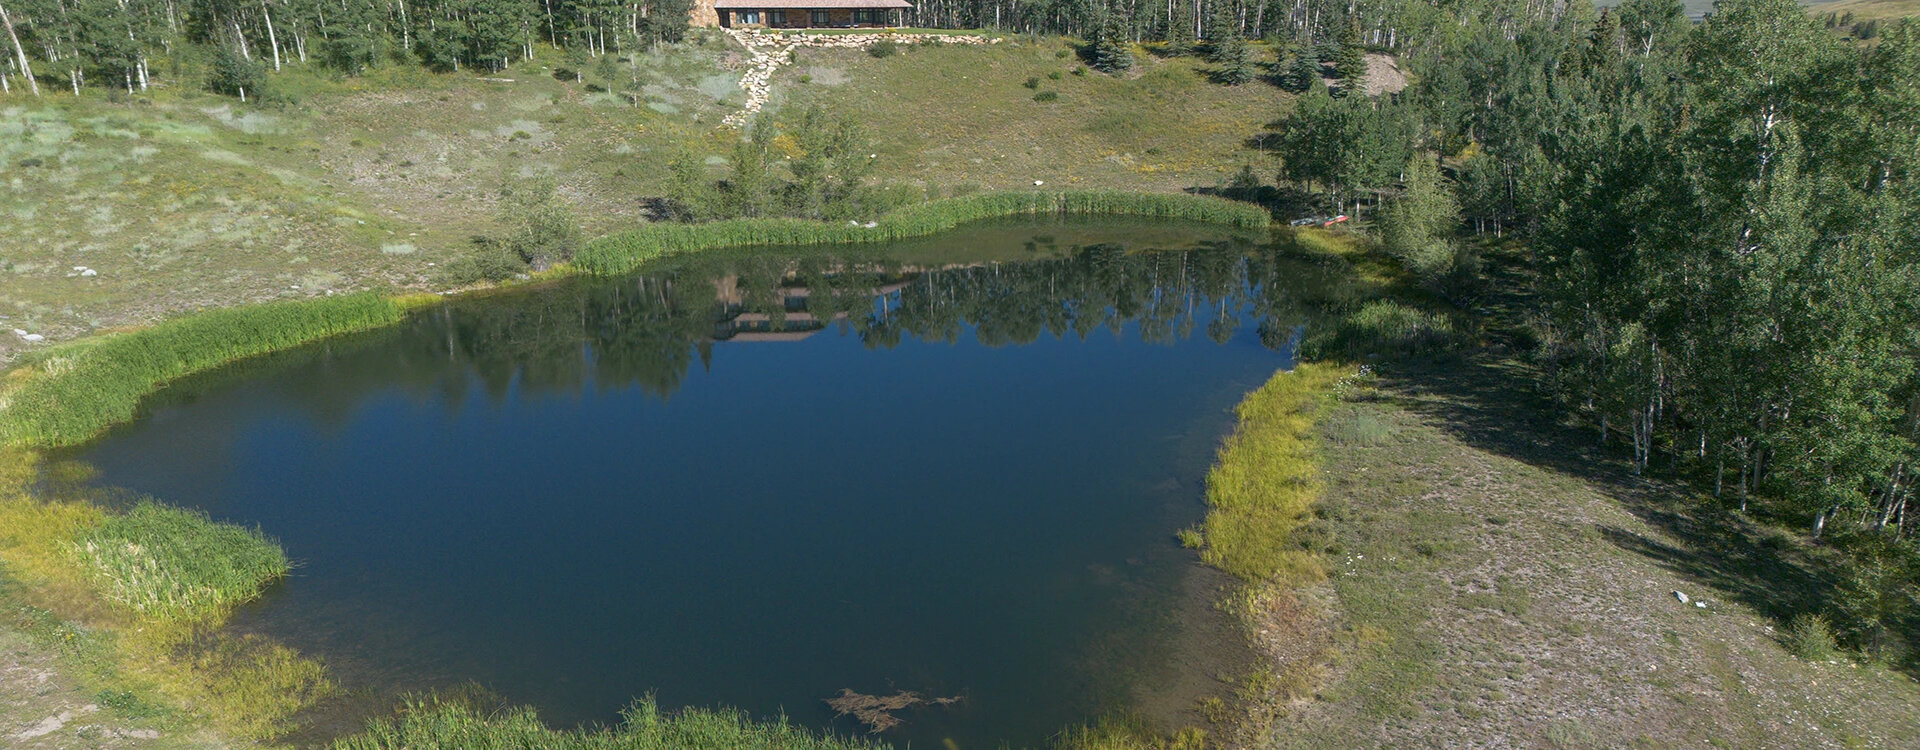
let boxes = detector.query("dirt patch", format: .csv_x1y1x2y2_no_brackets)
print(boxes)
1361,54,1406,97
0,625,197,748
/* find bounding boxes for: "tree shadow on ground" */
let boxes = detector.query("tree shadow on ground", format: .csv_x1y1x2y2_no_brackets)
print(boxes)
1382,350,1833,634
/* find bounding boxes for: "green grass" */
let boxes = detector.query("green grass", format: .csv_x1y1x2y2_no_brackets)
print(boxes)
1195,362,1351,585
576,190,1270,274
1809,0,1920,21
0,293,411,447
781,37,1290,192
70,501,289,625
1,450,332,741
1305,299,1465,359
331,695,885,750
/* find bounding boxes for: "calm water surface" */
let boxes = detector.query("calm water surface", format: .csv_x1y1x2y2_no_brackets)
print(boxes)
72,220,1356,747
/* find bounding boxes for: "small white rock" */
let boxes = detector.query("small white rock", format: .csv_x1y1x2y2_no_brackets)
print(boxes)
1033,180,1045,186
80,268,97,277
1674,590,1690,604
1695,601,1707,608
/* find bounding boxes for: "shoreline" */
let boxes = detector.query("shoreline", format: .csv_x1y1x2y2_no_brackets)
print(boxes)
1,210,1297,748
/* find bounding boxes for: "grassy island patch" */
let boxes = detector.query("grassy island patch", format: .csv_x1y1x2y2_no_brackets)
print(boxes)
72,501,289,625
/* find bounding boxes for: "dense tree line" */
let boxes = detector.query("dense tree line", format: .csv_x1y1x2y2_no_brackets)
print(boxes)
0,0,1508,96
0,0,693,94
1264,0,1919,655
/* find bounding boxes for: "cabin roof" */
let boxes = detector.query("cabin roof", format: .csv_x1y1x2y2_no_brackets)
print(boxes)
713,0,911,8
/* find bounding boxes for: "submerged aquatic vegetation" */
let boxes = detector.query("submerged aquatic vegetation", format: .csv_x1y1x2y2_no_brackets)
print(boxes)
575,190,1272,275
0,293,412,448
823,689,962,734
332,695,887,750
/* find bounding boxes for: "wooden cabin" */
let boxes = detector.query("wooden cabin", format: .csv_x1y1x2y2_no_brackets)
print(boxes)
709,0,913,28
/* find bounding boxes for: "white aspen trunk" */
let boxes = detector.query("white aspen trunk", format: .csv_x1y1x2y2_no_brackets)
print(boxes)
2,72,10,93
262,1,281,71
0,2,38,96
233,20,251,60
137,57,148,89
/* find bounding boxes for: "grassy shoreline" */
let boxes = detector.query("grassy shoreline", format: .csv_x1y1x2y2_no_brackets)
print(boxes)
0,293,425,448
576,191,1271,275
0,204,1276,747
1,194,1266,449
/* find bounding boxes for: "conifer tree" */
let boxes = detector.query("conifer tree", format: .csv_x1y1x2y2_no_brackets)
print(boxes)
1090,16,1132,74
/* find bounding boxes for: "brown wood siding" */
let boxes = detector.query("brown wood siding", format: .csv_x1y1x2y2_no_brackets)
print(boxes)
720,8,897,27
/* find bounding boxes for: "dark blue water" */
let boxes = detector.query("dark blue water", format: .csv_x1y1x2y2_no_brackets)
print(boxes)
71,221,1350,747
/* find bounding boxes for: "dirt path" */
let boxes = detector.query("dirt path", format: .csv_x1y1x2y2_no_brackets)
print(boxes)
1254,353,1920,748
1,624,218,749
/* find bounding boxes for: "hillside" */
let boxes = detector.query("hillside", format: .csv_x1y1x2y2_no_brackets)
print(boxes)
1808,0,1920,19
0,32,1286,364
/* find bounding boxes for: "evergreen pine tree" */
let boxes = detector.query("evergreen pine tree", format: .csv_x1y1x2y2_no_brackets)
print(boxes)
1090,17,1132,74
1214,32,1252,85
1163,2,1194,57
1283,41,1320,92
1335,17,1367,95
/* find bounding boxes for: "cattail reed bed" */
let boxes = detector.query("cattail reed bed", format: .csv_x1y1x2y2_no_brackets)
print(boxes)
0,293,413,448
575,191,1272,275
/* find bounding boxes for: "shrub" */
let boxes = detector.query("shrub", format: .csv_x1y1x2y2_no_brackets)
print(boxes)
439,242,528,285
499,178,581,269
206,46,265,102
1033,90,1059,102
868,40,899,58
1783,613,1840,661
1048,70,1063,80
1306,300,1463,358
1023,75,1041,89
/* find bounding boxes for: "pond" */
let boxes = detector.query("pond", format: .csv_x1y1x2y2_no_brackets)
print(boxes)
67,218,1361,747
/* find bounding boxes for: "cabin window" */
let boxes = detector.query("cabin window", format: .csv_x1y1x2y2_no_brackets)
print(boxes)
738,10,761,24
769,10,787,24
811,9,830,24
853,9,883,24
